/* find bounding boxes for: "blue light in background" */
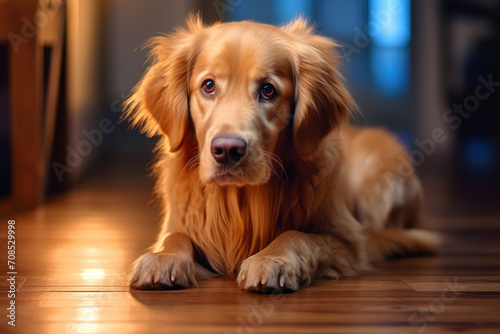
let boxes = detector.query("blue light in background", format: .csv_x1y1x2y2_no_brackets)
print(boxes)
274,0,313,24
318,0,365,42
368,0,411,47
371,46,410,97
463,138,496,172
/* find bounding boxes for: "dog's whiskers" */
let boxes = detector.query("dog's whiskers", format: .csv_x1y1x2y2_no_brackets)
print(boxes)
264,151,288,185
179,154,201,180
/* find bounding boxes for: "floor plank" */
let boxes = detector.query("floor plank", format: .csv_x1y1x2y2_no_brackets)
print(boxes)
401,276,500,292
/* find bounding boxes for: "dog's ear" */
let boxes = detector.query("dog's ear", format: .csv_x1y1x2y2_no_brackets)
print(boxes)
124,15,204,152
284,18,356,159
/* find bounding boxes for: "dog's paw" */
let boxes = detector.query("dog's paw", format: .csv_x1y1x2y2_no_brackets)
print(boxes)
237,253,306,293
129,252,197,290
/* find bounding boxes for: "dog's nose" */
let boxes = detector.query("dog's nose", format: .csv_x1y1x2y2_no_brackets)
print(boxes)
211,136,247,165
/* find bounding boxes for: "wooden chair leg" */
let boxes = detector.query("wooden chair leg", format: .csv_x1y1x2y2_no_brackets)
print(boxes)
8,0,43,210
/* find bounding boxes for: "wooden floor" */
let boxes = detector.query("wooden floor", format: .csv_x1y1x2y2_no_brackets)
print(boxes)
1,162,500,333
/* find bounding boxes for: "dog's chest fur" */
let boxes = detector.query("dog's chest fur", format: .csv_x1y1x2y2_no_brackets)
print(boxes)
179,183,285,275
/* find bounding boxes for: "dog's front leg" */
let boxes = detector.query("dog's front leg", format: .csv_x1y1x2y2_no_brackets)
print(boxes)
237,230,364,293
129,232,198,290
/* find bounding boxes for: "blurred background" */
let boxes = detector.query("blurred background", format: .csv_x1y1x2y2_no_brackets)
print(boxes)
1,0,499,214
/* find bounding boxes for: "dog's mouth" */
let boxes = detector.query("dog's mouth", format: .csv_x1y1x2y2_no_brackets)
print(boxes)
209,166,249,186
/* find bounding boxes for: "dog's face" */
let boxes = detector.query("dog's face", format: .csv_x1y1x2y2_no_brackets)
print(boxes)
189,23,295,186
125,16,355,187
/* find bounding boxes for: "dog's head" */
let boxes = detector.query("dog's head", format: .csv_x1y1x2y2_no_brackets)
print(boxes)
125,15,355,186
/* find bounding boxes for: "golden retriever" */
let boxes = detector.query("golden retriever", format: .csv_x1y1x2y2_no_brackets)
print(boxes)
125,15,440,293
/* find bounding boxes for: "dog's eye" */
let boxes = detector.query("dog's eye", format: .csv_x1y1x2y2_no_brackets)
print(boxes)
260,83,276,100
202,80,215,95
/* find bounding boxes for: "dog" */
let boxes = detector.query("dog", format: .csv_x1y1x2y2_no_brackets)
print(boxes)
124,15,440,293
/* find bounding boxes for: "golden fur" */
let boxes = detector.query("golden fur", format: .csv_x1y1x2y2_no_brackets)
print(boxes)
125,15,440,292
